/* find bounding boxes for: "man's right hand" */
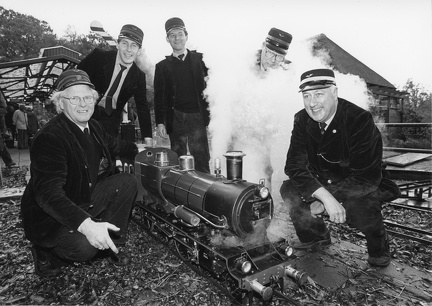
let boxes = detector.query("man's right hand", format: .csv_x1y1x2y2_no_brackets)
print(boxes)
157,124,168,138
77,218,119,254
312,187,346,223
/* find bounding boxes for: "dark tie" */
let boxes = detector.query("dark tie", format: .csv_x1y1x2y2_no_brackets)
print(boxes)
84,127,91,140
319,122,327,135
178,54,185,61
105,64,127,116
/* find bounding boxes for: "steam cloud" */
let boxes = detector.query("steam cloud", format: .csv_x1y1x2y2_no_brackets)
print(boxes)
202,36,374,244
142,29,374,245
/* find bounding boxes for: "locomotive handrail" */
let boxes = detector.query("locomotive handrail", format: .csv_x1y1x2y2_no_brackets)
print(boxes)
180,206,228,229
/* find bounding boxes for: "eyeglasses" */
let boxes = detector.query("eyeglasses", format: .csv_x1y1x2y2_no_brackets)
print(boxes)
61,96,95,105
264,48,285,62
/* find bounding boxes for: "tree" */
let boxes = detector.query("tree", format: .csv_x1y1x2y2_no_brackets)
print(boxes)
399,79,432,148
0,6,57,61
57,27,110,59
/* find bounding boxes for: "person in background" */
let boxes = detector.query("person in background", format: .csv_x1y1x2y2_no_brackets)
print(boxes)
257,27,292,72
280,68,400,267
253,27,293,188
12,104,28,149
154,17,210,173
230,27,293,189
0,106,16,167
26,107,39,145
0,136,15,167
5,104,17,144
78,24,152,141
21,69,139,277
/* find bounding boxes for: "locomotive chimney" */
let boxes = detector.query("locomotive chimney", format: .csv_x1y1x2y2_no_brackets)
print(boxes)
223,151,246,180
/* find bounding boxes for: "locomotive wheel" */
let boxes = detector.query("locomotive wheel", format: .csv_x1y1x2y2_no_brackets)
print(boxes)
221,272,250,304
174,238,194,261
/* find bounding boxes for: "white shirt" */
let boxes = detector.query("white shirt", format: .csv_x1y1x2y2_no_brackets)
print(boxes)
173,49,188,61
99,57,132,110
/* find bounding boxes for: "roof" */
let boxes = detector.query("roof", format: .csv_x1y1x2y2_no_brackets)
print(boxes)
310,34,407,98
0,46,80,103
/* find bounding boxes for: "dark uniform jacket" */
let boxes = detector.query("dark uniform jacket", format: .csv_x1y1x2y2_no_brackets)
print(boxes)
77,48,152,138
153,49,210,134
21,113,138,247
285,98,400,203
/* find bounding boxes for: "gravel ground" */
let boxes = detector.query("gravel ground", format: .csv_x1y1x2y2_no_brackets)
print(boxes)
1,167,431,305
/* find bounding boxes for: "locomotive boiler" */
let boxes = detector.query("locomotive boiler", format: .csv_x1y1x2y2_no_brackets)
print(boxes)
135,147,272,237
133,147,306,304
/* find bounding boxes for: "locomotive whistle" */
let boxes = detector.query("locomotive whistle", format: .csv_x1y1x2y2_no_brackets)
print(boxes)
214,158,221,176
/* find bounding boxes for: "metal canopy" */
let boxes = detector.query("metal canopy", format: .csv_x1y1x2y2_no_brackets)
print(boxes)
0,46,80,104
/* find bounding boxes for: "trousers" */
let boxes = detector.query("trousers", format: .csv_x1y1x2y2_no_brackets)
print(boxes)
280,179,386,243
52,173,137,262
17,129,28,149
0,137,13,165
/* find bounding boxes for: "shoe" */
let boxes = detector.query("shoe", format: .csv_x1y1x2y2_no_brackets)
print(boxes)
6,162,16,167
289,230,331,249
367,230,391,267
368,254,391,267
108,249,131,266
31,245,62,277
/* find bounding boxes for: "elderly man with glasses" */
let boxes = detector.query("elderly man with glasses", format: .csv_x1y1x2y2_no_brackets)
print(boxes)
21,69,139,277
233,27,293,191
258,27,292,71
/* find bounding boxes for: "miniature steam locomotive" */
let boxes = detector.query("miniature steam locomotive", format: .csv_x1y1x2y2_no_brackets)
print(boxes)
133,147,306,304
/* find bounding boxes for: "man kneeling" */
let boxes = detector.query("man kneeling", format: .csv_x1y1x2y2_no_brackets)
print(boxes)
21,69,139,277
280,68,400,267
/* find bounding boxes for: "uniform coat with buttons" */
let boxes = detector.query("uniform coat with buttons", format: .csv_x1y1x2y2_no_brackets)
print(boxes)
281,98,400,241
21,113,138,247
285,97,399,202
77,48,152,138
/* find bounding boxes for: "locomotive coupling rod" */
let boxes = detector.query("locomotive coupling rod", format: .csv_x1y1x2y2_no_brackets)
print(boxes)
247,279,273,301
173,206,200,227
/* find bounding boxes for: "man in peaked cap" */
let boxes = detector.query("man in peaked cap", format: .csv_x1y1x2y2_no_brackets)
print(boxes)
78,24,152,141
280,68,400,267
154,17,211,173
231,27,293,191
258,27,293,71
21,69,139,277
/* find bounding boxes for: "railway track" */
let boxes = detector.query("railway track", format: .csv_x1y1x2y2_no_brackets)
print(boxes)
130,177,431,305
381,180,432,245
